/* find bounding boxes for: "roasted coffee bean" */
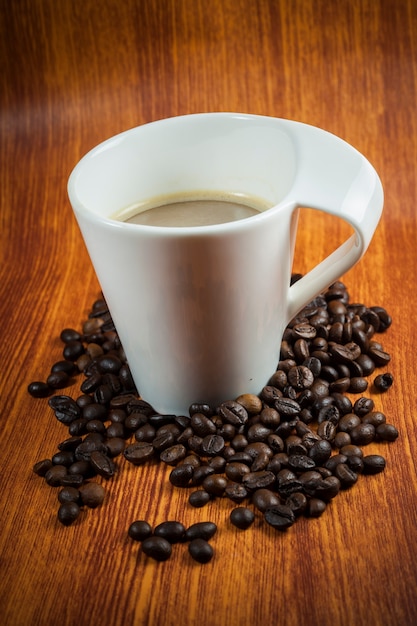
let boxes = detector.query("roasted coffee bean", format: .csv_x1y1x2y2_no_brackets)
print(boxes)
330,393,352,415
338,413,361,432
230,507,255,530
190,413,217,437
373,372,394,392
287,365,314,390
333,432,351,449
191,465,215,486
95,354,123,374
353,397,375,417
58,487,81,504
58,501,81,526
202,474,227,496
349,377,368,393
75,439,108,462
218,401,249,426
208,455,227,473
184,522,217,542
307,498,327,517
330,342,361,363
52,450,75,467
292,322,316,339
242,470,275,492
235,394,263,414
68,460,94,478
160,444,187,465
63,340,85,361
324,454,348,473
44,465,67,486
314,476,341,501
61,473,84,487
60,327,82,343
89,451,116,479
317,420,336,442
251,488,281,512
76,394,93,408
188,538,214,563
268,370,288,390
128,520,153,541
86,419,107,435
58,436,83,451
200,434,225,456
346,455,364,473
82,402,107,421
33,459,53,476
225,462,251,482
286,492,308,515
124,442,154,465
46,370,70,389
189,403,214,417
350,423,376,445
94,384,113,405
367,346,391,367
308,440,332,465
375,423,399,442
293,338,310,362
189,490,212,508
246,423,272,443
362,454,386,474
355,354,375,376
154,521,186,543
49,395,81,424
28,381,51,398
287,454,316,472
80,373,102,394
141,536,172,561
334,463,358,488
264,504,295,530
79,482,106,508
224,481,248,503
169,464,194,487
361,411,386,427
135,423,157,442
370,306,392,331
274,397,301,418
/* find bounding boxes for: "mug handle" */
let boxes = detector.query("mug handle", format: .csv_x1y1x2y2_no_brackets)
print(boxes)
286,122,384,322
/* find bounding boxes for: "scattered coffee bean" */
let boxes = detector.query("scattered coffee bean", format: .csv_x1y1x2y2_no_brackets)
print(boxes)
154,521,186,543
184,522,217,542
141,536,172,561
373,372,394,392
188,538,214,563
188,490,212,508
57,501,81,526
78,482,106,508
128,520,153,541
28,381,51,398
362,454,386,474
264,504,295,530
230,507,255,529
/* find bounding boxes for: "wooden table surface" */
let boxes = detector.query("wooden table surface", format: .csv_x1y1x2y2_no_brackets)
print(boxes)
1,1,416,625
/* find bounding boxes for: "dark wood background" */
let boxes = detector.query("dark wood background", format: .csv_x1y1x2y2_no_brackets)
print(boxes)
1,1,416,625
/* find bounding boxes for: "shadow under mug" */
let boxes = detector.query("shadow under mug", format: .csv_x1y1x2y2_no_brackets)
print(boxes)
68,113,383,415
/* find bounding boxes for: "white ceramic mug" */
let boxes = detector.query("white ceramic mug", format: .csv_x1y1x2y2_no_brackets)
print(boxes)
68,113,383,415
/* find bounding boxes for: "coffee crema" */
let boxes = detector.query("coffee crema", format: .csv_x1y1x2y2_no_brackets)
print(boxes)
112,192,271,227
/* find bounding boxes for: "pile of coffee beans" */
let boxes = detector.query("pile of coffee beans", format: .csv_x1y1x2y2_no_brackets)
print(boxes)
29,278,398,563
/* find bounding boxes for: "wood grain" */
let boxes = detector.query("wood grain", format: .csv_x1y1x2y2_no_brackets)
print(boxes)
1,1,417,625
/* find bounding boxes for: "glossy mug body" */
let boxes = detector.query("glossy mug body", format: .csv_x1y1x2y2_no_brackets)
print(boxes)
68,113,383,415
